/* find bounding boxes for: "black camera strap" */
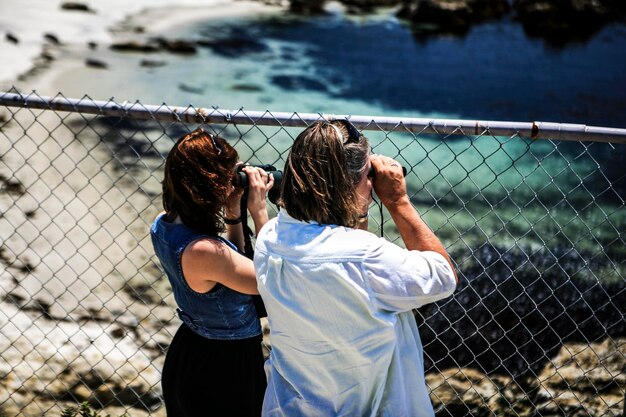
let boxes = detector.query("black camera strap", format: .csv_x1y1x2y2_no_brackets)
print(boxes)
240,189,268,319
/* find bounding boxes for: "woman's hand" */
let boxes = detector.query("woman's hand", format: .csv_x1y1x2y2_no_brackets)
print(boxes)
370,154,408,209
241,165,274,235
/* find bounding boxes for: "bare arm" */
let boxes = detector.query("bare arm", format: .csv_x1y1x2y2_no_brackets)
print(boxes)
371,155,458,283
241,165,274,236
224,165,275,251
181,238,259,294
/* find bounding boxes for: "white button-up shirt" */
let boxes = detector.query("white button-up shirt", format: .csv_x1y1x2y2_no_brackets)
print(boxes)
255,210,457,417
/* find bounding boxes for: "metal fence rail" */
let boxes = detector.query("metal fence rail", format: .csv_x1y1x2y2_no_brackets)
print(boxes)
1,90,625,417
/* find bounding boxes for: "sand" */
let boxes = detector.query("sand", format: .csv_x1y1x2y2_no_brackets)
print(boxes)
0,0,283,89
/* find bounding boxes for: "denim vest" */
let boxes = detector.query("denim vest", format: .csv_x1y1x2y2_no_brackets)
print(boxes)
150,213,261,340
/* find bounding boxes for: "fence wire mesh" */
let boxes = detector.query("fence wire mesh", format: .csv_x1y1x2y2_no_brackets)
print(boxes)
0,90,625,417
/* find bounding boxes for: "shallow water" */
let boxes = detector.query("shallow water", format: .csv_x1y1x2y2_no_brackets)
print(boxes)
53,10,626,126
45,9,626,273
180,11,626,127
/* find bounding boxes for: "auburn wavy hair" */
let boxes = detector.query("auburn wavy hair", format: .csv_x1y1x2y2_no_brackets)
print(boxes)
279,121,370,228
162,128,238,235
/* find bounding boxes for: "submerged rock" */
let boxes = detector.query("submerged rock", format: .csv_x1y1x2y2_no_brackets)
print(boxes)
196,37,270,58
270,74,329,93
231,84,264,92
140,59,167,68
177,83,204,95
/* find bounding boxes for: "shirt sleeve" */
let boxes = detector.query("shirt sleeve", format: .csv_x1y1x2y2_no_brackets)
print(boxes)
363,238,457,313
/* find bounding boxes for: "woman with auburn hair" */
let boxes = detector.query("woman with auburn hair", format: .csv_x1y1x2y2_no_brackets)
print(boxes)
150,128,273,416
255,121,458,416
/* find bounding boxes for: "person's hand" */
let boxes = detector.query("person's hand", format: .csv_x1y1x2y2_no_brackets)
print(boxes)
370,154,408,209
241,165,274,217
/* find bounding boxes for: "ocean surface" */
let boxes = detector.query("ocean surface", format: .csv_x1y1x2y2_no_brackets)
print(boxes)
125,10,626,126
52,8,626,126
48,8,626,275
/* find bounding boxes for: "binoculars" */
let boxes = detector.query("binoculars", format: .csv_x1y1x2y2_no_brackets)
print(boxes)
235,164,283,205
235,162,407,205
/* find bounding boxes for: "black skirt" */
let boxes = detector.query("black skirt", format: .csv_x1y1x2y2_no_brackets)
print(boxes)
162,323,267,417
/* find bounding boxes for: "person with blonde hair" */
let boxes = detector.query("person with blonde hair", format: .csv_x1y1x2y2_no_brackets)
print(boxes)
255,121,457,416
150,128,273,416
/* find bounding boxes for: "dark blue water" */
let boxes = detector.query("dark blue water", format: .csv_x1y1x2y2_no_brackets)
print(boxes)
195,13,626,128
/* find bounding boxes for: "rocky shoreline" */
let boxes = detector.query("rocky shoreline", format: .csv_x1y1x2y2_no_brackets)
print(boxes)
289,0,626,44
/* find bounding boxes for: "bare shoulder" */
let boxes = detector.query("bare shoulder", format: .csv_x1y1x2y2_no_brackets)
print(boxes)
184,237,231,260
181,236,258,294
181,238,236,292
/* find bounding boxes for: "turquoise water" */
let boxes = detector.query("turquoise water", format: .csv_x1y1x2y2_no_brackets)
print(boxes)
56,9,625,277
144,11,626,126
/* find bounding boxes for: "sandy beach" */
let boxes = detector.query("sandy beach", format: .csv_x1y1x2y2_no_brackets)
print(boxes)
1,0,283,92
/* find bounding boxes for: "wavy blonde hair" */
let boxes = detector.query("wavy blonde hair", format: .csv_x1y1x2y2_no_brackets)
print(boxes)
279,121,370,227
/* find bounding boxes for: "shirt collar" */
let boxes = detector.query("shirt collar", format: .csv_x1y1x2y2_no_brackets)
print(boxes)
278,209,316,225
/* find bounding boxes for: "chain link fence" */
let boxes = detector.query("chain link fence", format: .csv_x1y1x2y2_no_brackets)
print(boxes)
1,90,625,417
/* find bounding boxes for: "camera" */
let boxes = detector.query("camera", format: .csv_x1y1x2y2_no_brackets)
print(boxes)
234,164,283,204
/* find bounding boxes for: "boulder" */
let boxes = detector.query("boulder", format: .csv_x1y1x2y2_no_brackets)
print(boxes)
162,40,197,55
339,0,402,13
43,33,61,45
150,37,197,55
426,339,625,415
427,368,533,416
404,0,510,33
415,243,626,379
85,58,109,69
6,32,19,44
513,0,626,42
398,0,511,34
110,41,160,53
288,0,327,14
532,338,626,416
0,304,163,412
60,2,94,13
